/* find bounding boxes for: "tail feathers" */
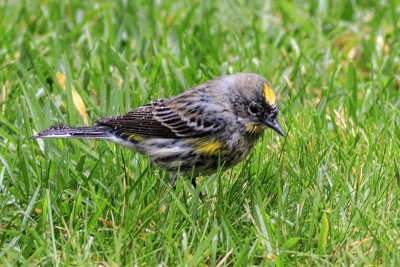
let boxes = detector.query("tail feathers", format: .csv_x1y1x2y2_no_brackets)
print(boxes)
31,125,114,139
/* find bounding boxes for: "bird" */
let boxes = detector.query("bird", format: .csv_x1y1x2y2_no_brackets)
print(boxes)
32,73,285,189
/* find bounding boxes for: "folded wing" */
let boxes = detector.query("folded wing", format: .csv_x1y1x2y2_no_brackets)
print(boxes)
95,99,224,139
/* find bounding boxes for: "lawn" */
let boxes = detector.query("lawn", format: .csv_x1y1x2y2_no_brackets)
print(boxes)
1,0,400,265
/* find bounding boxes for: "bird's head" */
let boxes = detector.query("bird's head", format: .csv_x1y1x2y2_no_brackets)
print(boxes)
229,73,285,137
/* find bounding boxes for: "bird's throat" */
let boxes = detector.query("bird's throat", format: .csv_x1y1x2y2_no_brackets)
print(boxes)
245,123,265,136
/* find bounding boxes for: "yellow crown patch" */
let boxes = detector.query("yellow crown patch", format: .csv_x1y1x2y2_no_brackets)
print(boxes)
264,83,277,108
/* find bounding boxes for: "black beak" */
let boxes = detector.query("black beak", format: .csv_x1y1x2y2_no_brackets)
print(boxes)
266,118,285,137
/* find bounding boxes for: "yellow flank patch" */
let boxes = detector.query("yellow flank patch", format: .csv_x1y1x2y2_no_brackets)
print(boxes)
195,140,224,155
129,134,142,142
264,83,277,108
246,123,265,135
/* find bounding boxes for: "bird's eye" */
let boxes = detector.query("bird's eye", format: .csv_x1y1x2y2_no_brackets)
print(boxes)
248,103,259,115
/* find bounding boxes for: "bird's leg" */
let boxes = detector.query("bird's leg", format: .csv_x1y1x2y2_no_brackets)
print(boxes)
171,173,178,190
172,174,204,201
191,176,204,202
191,176,197,189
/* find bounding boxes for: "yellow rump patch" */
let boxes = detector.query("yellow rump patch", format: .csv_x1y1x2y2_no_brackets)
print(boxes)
263,83,277,108
129,134,142,142
246,123,265,136
195,140,225,155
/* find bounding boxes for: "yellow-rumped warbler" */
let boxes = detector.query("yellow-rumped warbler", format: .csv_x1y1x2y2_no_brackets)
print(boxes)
32,73,285,188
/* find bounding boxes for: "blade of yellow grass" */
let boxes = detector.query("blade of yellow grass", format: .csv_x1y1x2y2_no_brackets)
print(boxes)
2,80,8,115
55,72,66,90
71,89,88,125
56,72,88,125
317,212,329,254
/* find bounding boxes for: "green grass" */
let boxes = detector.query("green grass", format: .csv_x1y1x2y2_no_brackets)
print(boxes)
1,0,400,265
